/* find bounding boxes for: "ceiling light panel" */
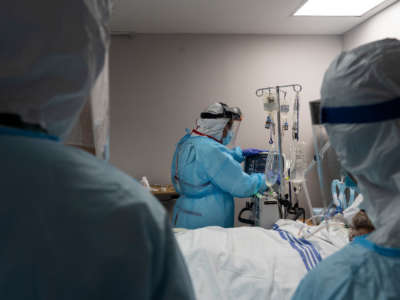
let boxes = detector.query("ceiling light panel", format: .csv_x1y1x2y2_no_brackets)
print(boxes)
294,0,388,17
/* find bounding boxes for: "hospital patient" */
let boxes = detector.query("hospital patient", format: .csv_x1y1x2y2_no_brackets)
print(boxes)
0,1,194,299
292,39,400,299
349,210,375,242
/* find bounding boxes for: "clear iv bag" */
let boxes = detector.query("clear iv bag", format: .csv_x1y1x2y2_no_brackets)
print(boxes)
263,92,278,112
265,112,280,187
292,92,300,141
265,152,280,187
290,140,306,184
280,92,290,116
281,92,289,136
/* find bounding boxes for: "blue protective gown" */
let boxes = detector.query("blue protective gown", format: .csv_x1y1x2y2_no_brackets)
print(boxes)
0,129,195,300
291,235,400,300
171,133,267,229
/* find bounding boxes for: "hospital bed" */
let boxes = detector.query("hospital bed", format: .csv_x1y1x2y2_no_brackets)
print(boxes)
175,146,361,300
175,204,358,300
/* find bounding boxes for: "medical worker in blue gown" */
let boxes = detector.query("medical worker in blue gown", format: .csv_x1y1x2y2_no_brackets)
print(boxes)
0,2,195,299
292,39,400,300
172,102,267,229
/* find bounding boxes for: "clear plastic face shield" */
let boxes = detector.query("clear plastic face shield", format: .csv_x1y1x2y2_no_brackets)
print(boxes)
225,107,242,148
309,100,334,220
220,106,242,148
307,101,355,229
294,100,337,238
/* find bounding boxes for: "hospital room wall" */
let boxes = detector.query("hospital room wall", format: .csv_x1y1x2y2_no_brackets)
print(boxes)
109,34,343,220
344,1,400,50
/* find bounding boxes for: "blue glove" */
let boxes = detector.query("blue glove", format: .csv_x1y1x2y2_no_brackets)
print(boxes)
242,148,267,157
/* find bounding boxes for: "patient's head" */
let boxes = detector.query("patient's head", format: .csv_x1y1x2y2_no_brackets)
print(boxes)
349,210,375,241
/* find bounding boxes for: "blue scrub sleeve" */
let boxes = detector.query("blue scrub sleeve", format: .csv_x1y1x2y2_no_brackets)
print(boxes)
229,147,245,163
197,142,267,197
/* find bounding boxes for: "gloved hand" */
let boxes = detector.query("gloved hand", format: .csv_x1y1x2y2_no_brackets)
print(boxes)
242,148,267,157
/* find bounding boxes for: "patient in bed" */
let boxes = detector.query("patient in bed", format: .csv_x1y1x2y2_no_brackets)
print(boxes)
349,210,375,241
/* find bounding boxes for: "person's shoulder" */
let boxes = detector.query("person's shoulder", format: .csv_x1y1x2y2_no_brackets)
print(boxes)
296,241,400,300
312,242,368,275
292,244,360,299
190,136,227,153
297,243,370,291
52,144,167,227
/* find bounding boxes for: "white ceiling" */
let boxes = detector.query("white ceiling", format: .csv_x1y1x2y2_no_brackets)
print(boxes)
111,0,398,35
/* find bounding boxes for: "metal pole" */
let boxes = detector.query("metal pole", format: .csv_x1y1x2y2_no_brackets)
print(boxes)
256,84,302,98
255,84,302,219
276,86,285,217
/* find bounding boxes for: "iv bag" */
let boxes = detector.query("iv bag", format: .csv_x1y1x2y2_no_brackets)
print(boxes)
263,93,278,112
265,114,280,187
281,117,289,137
290,141,306,184
280,93,290,115
265,113,276,144
292,92,300,141
265,152,280,187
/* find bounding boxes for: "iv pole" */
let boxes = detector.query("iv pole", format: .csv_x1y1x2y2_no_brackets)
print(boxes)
255,84,303,217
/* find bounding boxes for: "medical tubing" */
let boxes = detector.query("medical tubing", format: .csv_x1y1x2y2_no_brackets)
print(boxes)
297,206,338,237
302,181,316,225
297,216,326,237
301,222,345,240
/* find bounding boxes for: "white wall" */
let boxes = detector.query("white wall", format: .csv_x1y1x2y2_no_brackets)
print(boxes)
109,34,343,220
344,1,400,50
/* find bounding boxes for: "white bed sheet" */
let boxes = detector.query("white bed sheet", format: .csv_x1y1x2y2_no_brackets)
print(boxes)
175,219,349,300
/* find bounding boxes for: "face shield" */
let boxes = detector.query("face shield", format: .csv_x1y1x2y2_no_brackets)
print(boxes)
309,97,399,224
309,100,343,221
310,100,328,207
304,39,400,246
224,106,242,148
199,103,242,147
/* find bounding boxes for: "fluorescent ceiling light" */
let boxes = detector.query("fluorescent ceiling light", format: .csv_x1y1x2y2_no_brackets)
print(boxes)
294,0,387,17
